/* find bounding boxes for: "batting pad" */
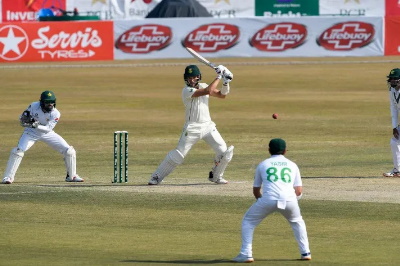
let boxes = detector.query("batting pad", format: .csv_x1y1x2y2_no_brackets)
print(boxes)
211,145,234,181
4,147,24,179
152,150,184,182
63,146,76,177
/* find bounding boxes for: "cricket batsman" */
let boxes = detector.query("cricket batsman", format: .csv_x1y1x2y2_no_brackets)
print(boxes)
384,68,400,177
148,64,234,185
2,91,84,184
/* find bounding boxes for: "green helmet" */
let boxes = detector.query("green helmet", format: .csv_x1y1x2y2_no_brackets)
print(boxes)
184,65,201,86
387,68,400,79
40,90,56,112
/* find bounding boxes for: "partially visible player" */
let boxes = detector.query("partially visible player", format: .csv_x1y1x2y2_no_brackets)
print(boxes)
2,91,84,184
232,138,311,263
384,68,400,177
148,64,234,185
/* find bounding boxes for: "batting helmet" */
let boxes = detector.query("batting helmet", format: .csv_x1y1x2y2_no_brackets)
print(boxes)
184,65,202,86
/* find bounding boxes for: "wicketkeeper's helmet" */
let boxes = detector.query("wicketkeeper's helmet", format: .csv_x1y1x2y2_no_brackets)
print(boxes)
40,90,56,112
387,68,400,81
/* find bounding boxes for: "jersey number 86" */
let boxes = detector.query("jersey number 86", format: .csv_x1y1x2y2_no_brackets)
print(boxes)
266,167,292,183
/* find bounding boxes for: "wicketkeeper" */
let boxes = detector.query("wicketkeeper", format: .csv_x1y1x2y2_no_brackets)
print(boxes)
2,91,84,184
384,68,400,177
148,64,234,185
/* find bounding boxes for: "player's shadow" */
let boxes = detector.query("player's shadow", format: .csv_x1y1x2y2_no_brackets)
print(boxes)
37,182,218,188
121,258,299,264
120,259,229,264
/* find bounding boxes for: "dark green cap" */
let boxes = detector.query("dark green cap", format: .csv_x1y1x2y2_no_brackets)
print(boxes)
269,138,286,154
387,68,400,79
40,90,56,103
184,65,201,77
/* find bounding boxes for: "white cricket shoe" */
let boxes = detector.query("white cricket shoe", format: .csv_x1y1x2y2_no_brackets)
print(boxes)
214,178,228,184
383,168,400,177
2,177,14,184
301,252,312,260
148,175,161,185
65,175,84,182
232,253,254,263
208,171,228,184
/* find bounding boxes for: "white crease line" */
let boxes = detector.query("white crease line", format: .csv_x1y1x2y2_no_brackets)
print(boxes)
0,190,60,195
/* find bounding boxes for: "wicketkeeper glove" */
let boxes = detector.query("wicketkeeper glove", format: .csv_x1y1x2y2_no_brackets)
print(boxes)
20,120,39,128
19,110,38,128
30,121,39,128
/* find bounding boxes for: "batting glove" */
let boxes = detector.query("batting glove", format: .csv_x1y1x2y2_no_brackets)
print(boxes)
215,65,226,75
223,74,233,84
223,69,233,81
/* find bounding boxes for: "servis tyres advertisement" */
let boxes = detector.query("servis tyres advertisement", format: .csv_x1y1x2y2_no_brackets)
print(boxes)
0,21,114,62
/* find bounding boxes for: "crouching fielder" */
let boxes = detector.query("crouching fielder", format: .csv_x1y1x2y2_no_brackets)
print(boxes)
2,91,84,184
232,138,311,263
148,64,234,185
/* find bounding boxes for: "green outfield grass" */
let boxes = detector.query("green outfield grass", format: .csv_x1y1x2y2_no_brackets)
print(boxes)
1,57,400,265
1,189,400,265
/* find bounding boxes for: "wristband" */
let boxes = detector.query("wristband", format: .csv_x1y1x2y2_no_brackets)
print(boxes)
221,84,230,95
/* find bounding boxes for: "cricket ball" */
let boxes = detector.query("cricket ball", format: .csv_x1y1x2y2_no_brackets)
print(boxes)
272,113,278,119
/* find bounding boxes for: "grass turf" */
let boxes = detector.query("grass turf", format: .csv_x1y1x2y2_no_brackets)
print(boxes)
1,189,399,265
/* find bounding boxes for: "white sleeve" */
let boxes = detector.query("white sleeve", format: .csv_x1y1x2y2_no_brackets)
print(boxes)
293,164,302,187
390,90,399,128
36,125,53,133
36,111,60,133
182,87,196,99
253,163,263,187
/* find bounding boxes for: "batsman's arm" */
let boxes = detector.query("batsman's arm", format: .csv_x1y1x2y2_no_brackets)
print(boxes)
192,77,226,98
208,76,226,98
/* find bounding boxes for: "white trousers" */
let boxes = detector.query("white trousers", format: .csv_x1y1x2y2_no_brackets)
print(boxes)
177,121,227,159
390,136,400,170
18,130,70,154
239,198,310,257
